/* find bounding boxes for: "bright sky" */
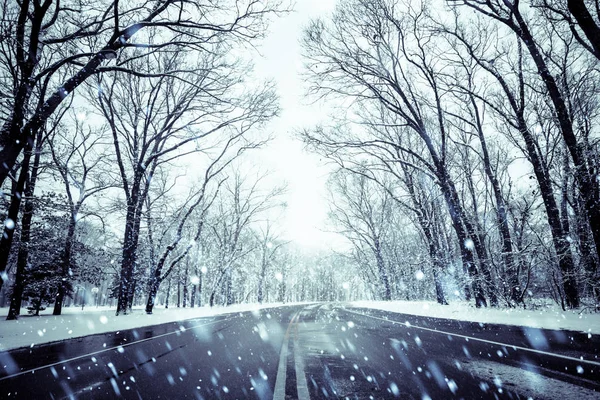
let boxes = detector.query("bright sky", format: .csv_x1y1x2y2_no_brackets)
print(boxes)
250,0,347,250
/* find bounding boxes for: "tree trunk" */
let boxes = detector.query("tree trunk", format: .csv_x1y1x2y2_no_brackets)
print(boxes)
53,207,78,315
473,109,519,304
198,272,203,307
190,284,196,308
257,269,266,304
258,251,268,303
7,131,42,320
226,269,234,306
279,269,287,303
165,276,171,309
116,193,143,315
519,124,579,308
424,224,448,305
182,263,188,308
372,235,391,301
177,266,181,308
462,161,499,307
511,8,593,308
145,277,161,314
209,290,216,307
439,173,487,307
567,0,600,58
574,194,600,304
0,152,32,294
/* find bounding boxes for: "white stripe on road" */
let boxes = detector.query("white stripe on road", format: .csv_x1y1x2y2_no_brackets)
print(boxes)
343,308,600,367
273,311,311,400
273,314,296,399
293,334,311,400
0,317,231,381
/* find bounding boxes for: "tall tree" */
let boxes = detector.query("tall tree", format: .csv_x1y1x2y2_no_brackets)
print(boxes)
454,0,600,308
302,0,491,306
94,47,277,314
47,111,113,315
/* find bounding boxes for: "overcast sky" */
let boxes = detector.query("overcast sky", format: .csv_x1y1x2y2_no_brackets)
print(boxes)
250,0,346,250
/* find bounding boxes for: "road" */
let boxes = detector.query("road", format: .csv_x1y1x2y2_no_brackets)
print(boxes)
1,303,599,399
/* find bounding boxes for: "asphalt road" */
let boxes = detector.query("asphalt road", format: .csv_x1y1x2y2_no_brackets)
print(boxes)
1,303,599,399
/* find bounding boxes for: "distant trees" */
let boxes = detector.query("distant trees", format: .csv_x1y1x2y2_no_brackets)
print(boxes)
47,111,113,315
327,169,394,301
93,45,278,314
0,1,288,318
301,0,600,309
9,195,84,318
206,170,286,307
255,223,287,304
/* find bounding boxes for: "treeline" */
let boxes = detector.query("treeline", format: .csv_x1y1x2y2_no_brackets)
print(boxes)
0,0,304,318
303,0,600,309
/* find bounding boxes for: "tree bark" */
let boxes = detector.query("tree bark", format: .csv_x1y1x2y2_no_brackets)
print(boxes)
0,154,31,293
52,208,78,315
6,131,42,320
116,184,144,315
374,239,392,301
182,262,188,308
510,6,593,307
567,0,600,58
471,98,519,304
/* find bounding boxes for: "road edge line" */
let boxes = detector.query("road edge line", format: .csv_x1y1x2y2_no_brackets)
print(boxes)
0,317,229,382
343,308,600,367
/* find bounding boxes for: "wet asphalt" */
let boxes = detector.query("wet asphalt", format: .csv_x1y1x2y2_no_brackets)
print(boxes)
0,303,599,399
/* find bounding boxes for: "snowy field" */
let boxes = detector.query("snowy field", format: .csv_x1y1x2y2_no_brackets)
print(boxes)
0,303,293,352
351,300,600,335
1,300,598,352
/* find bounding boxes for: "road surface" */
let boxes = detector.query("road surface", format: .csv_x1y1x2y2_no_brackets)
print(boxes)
1,303,599,399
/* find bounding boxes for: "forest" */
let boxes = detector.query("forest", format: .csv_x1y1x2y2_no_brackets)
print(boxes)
0,0,599,320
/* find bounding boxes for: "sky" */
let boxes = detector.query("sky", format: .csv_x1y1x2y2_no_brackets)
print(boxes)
249,0,346,250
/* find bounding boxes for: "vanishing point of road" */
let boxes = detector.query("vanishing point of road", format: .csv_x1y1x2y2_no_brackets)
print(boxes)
1,303,599,399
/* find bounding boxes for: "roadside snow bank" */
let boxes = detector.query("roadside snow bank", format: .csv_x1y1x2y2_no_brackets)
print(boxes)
0,303,293,352
350,300,600,334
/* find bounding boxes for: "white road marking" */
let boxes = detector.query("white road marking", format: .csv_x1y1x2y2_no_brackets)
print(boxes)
343,308,600,367
293,334,311,400
0,317,231,381
274,311,311,400
273,314,296,399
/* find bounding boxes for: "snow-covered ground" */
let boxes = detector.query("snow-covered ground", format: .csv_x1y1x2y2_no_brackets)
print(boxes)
351,300,600,335
0,303,292,352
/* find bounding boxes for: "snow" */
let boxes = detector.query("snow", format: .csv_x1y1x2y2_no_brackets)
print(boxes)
0,303,296,352
459,360,599,399
2,300,598,353
350,300,600,334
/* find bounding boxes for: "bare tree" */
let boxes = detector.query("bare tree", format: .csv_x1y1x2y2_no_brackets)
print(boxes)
47,111,114,315
5,129,45,320
327,169,394,301
439,12,584,308
0,0,285,188
93,47,278,315
207,169,286,307
256,222,287,304
302,0,492,306
144,142,248,314
452,0,600,308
